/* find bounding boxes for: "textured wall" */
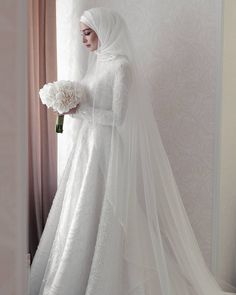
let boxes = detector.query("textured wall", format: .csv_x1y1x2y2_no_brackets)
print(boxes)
57,0,222,271
0,0,28,294
144,1,221,269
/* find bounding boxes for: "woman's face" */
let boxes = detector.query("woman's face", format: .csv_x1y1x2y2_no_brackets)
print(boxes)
80,22,99,51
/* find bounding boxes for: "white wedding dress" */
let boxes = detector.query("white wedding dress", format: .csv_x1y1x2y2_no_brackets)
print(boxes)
29,56,133,295
29,54,229,295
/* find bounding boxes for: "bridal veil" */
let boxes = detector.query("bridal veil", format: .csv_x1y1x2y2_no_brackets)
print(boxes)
72,7,226,295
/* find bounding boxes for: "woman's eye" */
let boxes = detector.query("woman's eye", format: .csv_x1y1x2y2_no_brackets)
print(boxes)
81,30,92,36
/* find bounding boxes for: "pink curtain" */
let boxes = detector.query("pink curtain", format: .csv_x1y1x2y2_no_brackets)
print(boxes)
28,0,57,263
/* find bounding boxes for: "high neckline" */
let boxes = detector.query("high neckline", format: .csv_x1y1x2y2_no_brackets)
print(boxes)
95,51,117,62
95,52,128,63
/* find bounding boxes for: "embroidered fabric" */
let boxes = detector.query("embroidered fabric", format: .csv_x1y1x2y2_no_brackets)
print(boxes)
71,57,132,126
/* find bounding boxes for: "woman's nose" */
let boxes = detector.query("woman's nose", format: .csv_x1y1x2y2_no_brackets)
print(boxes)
83,36,87,43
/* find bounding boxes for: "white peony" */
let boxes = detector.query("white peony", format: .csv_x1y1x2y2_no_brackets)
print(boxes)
39,83,56,107
39,80,84,114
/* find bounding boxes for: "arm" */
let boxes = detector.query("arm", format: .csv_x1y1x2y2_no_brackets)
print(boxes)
72,61,132,126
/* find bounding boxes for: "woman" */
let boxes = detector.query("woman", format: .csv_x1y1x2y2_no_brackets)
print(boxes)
29,7,229,295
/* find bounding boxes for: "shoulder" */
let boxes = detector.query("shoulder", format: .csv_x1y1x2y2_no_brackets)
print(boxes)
113,56,130,69
113,56,132,79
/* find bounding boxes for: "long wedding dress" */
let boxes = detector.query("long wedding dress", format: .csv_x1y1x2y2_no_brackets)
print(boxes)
29,56,133,295
30,7,232,295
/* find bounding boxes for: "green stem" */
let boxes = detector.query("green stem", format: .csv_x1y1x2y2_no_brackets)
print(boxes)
55,114,64,133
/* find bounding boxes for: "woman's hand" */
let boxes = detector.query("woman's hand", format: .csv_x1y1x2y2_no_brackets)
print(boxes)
58,103,80,115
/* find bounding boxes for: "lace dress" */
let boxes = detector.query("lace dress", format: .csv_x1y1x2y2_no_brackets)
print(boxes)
29,56,132,295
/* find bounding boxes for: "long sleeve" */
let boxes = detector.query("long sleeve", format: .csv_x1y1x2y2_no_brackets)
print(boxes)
72,61,132,126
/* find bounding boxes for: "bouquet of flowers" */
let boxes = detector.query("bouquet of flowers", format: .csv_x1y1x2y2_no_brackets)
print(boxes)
39,80,84,133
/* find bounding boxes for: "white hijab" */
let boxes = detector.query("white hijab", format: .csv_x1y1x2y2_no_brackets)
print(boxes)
80,7,132,62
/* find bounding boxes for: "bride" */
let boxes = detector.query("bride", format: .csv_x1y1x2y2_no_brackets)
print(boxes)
29,7,229,295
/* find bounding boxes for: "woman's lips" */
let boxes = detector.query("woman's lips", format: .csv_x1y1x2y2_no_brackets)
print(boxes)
86,44,91,47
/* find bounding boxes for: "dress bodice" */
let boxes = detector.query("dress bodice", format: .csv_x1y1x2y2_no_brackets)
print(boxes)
72,56,132,126
80,60,115,109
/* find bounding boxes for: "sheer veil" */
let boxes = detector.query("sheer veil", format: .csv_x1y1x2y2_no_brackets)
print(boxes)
72,7,229,295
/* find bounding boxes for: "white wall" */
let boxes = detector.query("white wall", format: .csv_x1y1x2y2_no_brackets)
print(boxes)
0,0,28,294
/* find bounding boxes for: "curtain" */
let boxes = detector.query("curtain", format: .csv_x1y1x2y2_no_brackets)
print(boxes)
28,0,57,263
